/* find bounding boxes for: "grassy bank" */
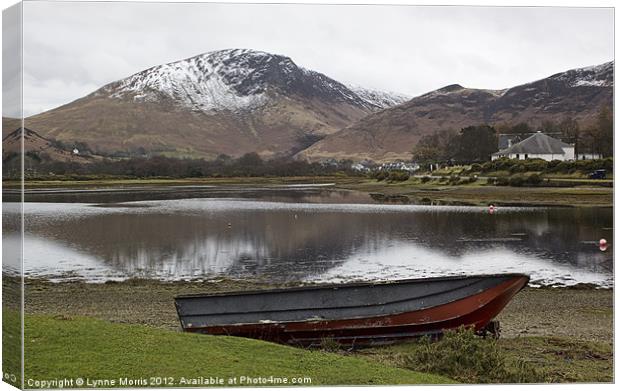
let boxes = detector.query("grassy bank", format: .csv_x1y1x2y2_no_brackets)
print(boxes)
17,278,614,384
341,177,613,207
20,313,449,387
3,175,613,206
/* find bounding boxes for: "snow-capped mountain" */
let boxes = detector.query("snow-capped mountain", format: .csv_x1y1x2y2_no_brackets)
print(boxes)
25,49,406,159
99,49,403,113
299,61,614,162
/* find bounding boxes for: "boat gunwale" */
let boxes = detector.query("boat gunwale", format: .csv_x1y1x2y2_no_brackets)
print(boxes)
176,278,489,317
174,273,529,300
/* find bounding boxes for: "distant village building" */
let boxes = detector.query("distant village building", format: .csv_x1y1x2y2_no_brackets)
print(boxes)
72,148,80,155
350,160,419,172
492,132,575,161
350,162,370,172
379,161,420,172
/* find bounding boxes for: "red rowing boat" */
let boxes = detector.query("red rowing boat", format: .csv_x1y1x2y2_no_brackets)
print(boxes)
175,273,529,346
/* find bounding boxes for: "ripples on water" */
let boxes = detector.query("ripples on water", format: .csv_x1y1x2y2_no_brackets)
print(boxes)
2,189,614,287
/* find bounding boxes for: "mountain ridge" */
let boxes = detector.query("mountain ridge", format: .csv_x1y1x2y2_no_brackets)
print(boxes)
297,61,614,162
21,48,408,159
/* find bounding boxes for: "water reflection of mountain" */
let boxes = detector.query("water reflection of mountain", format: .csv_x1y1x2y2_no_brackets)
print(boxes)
14,186,369,204
24,210,360,281
19,200,613,282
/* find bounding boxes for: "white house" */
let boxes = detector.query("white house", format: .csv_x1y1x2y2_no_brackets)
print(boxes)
491,132,575,161
575,152,603,160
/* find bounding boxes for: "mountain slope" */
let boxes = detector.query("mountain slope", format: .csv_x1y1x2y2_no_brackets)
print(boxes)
2,127,96,163
24,49,405,159
298,61,613,162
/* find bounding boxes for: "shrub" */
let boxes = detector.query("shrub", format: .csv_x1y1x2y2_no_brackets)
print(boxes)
495,177,509,186
458,176,477,185
402,327,540,383
523,159,547,172
509,163,527,173
318,337,342,353
491,158,515,172
388,170,410,182
508,174,526,187
546,159,563,170
525,173,542,185
507,173,542,187
469,163,482,172
373,171,388,181
420,176,431,183
448,174,460,185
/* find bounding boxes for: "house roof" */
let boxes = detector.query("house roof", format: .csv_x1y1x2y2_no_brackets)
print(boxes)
493,132,572,156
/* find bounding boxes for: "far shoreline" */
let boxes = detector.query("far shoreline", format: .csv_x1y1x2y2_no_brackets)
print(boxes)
1,175,614,207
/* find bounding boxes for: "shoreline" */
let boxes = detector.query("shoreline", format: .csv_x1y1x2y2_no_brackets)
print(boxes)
12,277,612,342
2,176,613,207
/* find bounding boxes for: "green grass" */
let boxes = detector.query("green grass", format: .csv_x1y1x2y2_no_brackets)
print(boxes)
23,314,451,387
2,309,22,388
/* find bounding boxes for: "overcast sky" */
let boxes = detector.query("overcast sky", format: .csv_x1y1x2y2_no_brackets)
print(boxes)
7,1,615,116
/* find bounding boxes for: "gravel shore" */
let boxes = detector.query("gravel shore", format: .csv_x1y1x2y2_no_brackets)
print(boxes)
20,278,613,343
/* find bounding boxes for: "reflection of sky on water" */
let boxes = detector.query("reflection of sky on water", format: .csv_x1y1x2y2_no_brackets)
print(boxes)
314,241,612,287
1,195,614,287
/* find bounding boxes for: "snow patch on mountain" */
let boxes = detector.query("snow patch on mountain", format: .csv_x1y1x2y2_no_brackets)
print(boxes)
348,85,410,108
105,49,273,112
549,61,614,88
100,49,410,114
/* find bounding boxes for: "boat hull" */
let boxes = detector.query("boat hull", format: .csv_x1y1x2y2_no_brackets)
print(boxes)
175,274,529,346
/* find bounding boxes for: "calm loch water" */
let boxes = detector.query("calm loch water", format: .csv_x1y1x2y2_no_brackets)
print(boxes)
2,186,613,287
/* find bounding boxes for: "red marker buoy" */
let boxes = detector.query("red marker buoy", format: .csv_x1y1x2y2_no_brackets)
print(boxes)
599,238,608,252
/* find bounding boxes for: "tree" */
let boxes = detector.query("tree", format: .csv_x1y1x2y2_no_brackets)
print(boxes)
540,119,558,134
496,122,532,135
411,129,456,164
559,117,580,155
597,106,613,157
450,125,498,163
